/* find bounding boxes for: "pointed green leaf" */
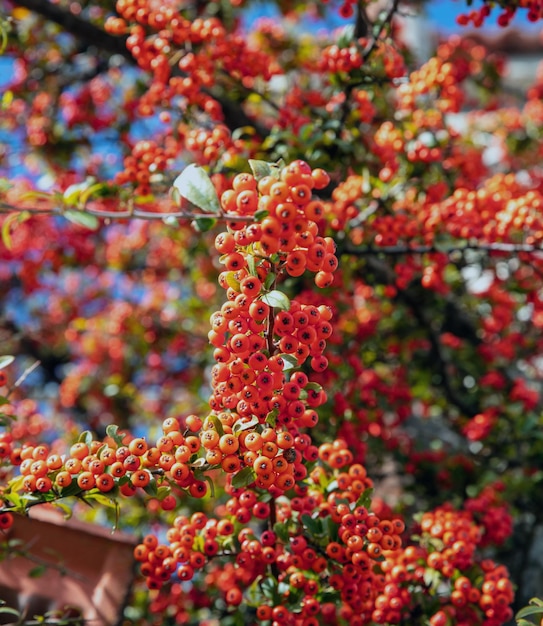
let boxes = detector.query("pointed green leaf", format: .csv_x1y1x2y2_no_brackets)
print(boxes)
261,290,290,310
301,513,323,535
264,272,276,290
106,424,125,446
248,160,274,181
355,487,374,509
78,430,93,446
516,604,543,620
192,217,217,232
52,501,73,520
64,210,99,230
254,209,269,222
2,211,31,251
279,354,298,371
0,356,14,370
203,474,215,499
232,466,256,489
143,478,158,497
273,522,289,543
28,564,47,578
79,182,110,205
173,164,220,214
265,409,278,427
233,416,259,434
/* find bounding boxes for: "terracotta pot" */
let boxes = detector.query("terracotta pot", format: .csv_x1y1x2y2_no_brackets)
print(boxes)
0,506,136,626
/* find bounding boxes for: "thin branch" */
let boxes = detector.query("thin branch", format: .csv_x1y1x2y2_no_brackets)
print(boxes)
362,0,401,61
343,242,543,256
6,360,41,399
0,201,254,223
355,0,370,39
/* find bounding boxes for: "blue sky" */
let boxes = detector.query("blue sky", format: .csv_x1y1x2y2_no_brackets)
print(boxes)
242,0,539,33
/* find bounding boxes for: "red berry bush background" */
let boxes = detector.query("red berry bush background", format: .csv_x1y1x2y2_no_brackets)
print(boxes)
1,0,543,625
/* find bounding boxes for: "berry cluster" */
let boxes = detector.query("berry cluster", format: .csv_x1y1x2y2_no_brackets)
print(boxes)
318,44,364,74
457,1,543,27
114,139,173,195
131,437,404,624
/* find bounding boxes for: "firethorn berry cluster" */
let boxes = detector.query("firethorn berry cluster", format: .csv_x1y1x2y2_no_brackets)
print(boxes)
397,57,464,114
205,160,338,489
456,1,543,26
114,139,173,195
373,504,514,626
0,157,520,626
318,43,364,74
132,436,407,625
105,4,281,118
2,160,338,503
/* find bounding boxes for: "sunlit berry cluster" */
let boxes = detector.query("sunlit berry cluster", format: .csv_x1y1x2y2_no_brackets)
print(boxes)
457,1,543,27
318,43,363,74
114,139,173,195
131,437,405,624
377,504,514,626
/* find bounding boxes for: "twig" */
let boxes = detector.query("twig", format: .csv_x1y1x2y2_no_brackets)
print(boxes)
0,201,254,223
343,242,543,256
362,0,401,61
12,360,41,391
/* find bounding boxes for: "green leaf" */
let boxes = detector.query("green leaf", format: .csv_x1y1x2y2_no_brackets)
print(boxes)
232,466,256,489
305,382,322,392
516,603,543,620
225,272,240,291
156,486,170,501
247,255,257,277
63,181,88,205
233,415,259,434
64,210,99,230
51,501,73,520
337,24,355,48
0,355,14,370
264,272,276,290
254,209,269,222
106,424,124,446
301,513,323,536
28,564,47,578
248,160,274,181
265,409,278,427
78,431,93,446
172,164,220,214
84,492,118,508
203,474,215,499
423,567,442,591
143,479,158,497
205,414,225,437
2,211,30,250
279,354,298,371
355,487,374,509
0,606,21,618
79,182,110,205
58,482,84,499
273,522,289,543
192,217,217,232
261,290,290,310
